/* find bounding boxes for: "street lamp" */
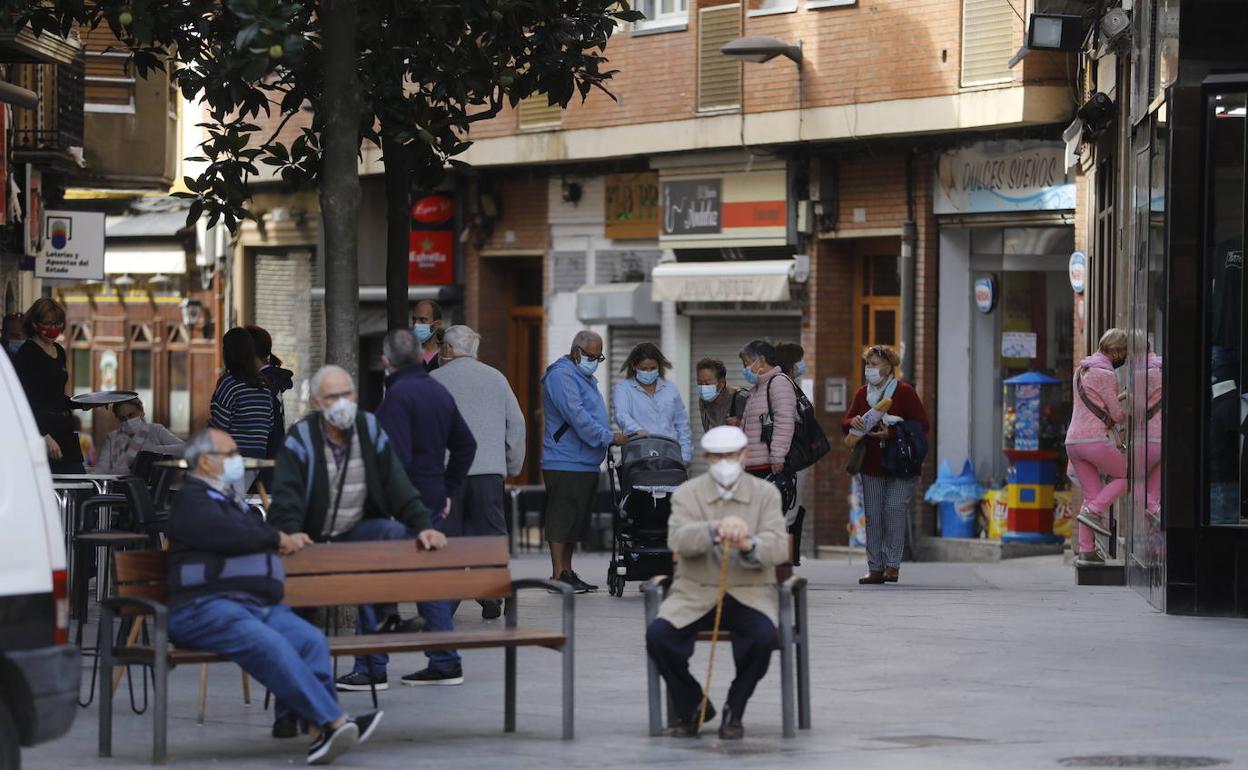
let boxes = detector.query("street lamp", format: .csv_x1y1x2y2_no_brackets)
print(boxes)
720,36,803,67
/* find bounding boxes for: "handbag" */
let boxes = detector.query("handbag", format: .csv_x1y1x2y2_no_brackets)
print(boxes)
845,440,867,475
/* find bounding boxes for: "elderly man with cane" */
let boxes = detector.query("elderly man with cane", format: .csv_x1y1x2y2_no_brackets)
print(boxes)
645,426,788,740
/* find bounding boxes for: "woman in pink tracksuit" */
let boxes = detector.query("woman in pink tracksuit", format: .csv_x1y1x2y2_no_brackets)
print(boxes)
1145,350,1162,515
1066,329,1128,559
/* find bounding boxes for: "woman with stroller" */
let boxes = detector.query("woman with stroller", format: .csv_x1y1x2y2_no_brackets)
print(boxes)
613,342,693,463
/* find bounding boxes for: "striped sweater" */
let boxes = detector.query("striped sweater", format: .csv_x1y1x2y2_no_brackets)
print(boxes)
209,372,277,458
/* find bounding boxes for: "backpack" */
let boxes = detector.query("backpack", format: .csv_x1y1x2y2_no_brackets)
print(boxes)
882,419,928,478
763,374,831,472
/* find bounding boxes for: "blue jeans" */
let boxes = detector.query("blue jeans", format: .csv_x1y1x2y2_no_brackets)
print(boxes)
335,517,413,676
169,596,343,728
419,512,461,672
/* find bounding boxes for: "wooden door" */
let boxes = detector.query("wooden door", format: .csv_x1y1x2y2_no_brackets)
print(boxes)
506,306,543,485
852,250,903,387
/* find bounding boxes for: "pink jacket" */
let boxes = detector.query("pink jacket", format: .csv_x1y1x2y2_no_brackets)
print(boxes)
1066,352,1127,444
1147,354,1162,442
741,367,796,468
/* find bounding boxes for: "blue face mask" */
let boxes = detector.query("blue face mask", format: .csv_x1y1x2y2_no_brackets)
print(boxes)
577,357,599,376
220,455,245,485
698,384,720,402
636,369,660,386
742,366,759,386
5,340,21,354
412,323,434,344
794,361,807,379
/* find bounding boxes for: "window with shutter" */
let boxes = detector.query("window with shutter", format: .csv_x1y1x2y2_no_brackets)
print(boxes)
518,96,562,129
960,0,1018,87
81,26,136,112
698,4,741,112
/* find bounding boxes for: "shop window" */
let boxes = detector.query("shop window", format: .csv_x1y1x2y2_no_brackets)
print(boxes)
72,348,92,430
1090,154,1117,346
1203,88,1247,526
131,349,153,418
168,350,190,436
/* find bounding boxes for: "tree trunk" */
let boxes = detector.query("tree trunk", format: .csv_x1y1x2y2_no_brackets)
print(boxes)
382,123,411,331
318,0,363,379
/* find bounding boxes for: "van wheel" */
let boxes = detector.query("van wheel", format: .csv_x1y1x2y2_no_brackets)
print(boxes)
0,697,19,770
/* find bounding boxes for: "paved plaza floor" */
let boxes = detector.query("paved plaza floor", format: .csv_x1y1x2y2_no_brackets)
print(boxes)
26,552,1248,769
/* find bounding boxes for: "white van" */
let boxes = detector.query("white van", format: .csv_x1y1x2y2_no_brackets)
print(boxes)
0,351,78,769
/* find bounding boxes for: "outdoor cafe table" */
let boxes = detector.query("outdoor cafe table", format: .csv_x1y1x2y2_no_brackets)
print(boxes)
52,473,126,613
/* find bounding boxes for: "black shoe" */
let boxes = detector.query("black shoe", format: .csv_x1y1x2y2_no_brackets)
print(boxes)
479,600,503,620
335,671,388,692
400,666,464,686
377,614,426,634
667,702,715,737
352,710,383,745
307,720,358,765
560,570,598,593
718,706,744,741
272,715,299,739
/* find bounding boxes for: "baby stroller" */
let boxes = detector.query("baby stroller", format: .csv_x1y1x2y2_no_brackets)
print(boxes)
605,435,687,597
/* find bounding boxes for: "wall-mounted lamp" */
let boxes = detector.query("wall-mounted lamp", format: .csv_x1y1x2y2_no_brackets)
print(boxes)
179,298,204,327
721,36,803,67
561,179,583,204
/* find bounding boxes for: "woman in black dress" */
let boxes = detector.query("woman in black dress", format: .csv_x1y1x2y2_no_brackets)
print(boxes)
14,298,84,473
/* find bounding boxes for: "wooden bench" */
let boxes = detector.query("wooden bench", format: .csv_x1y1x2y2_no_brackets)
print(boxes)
97,536,574,764
641,574,811,738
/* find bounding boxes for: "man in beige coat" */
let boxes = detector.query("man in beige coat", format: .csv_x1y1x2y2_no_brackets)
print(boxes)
646,425,789,740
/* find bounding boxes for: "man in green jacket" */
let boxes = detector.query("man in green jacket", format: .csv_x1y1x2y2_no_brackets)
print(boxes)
269,365,446,704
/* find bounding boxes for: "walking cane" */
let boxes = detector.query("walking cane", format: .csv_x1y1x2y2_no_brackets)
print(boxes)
695,539,733,735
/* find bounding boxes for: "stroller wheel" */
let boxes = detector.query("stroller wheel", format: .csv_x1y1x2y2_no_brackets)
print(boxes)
607,570,624,598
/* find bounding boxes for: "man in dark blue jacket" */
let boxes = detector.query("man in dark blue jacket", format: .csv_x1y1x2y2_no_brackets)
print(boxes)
167,428,381,765
377,327,477,687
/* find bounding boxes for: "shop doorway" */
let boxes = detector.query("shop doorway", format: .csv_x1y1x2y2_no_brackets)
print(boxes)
498,257,544,485
851,242,903,389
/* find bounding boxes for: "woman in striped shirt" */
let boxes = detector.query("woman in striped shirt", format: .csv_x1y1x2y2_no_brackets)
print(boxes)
209,328,277,488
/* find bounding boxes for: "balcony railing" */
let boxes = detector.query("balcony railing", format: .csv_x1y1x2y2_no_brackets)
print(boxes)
10,57,84,158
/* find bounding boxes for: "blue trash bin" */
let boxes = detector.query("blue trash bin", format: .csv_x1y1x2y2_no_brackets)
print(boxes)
938,499,979,538
925,459,985,539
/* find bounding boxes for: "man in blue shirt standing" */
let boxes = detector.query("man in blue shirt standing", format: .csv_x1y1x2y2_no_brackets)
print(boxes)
541,330,629,592
377,328,477,686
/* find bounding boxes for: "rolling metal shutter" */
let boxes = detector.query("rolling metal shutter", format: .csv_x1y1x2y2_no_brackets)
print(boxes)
518,95,562,128
698,5,742,111
960,0,1017,87
687,315,801,473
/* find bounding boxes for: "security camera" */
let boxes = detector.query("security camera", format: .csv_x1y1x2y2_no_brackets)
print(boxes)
1100,8,1131,44
1077,92,1116,137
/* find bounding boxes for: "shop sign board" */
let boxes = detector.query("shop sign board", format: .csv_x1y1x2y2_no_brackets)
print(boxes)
35,210,105,281
1069,251,1086,293
1002,331,1038,359
408,230,454,285
974,276,997,314
24,165,42,256
605,173,660,240
934,141,1075,215
659,169,787,246
411,194,453,225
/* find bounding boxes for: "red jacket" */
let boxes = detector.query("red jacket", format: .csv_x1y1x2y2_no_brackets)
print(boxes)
841,381,929,477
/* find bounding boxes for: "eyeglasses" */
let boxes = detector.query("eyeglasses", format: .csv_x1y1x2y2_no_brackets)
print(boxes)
205,450,241,458
577,346,605,363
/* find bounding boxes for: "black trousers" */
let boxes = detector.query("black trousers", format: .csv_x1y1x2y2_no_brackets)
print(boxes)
646,595,777,721
446,474,508,537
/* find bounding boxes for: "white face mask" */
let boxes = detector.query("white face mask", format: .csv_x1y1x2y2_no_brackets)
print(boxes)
864,367,885,386
323,398,358,431
709,458,744,489
121,416,144,434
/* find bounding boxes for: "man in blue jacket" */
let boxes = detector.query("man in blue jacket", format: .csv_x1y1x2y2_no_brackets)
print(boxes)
542,330,629,592
167,428,381,765
377,327,477,687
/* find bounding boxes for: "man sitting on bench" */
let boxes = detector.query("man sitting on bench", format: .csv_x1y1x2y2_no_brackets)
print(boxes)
646,426,789,740
167,428,381,765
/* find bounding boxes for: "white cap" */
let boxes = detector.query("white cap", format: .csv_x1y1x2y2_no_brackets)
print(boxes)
702,425,747,454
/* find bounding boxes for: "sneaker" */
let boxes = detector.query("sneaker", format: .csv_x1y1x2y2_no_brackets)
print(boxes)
307,720,358,765
1075,551,1105,567
336,671,388,692
272,714,300,739
400,666,464,686
1076,508,1112,537
352,710,384,745
559,570,598,593
479,599,503,620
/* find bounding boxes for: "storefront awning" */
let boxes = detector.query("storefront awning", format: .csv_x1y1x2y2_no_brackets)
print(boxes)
576,282,660,325
105,247,187,275
651,260,795,303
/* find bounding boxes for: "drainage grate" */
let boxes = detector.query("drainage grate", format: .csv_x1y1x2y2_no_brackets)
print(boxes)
1057,757,1230,769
